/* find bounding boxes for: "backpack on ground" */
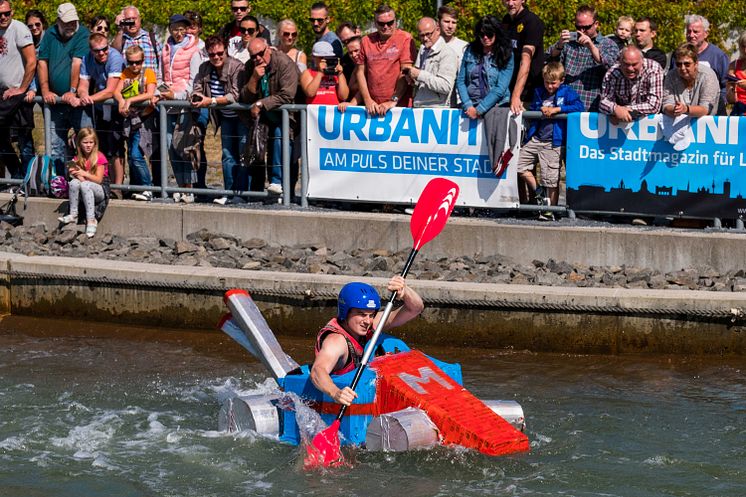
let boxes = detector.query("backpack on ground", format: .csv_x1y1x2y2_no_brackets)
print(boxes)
22,154,54,197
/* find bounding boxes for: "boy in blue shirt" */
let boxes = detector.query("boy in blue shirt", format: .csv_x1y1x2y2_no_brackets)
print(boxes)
517,61,583,220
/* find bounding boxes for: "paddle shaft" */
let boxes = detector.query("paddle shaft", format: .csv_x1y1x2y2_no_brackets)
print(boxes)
335,248,419,421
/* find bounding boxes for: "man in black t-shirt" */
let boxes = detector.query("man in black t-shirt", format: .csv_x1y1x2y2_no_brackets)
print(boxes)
634,17,667,70
502,0,544,114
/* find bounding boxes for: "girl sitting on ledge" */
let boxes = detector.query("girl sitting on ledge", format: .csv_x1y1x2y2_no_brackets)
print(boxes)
58,128,109,238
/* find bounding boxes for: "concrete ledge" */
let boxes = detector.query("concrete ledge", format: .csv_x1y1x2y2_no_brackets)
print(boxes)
2,252,745,355
9,194,746,273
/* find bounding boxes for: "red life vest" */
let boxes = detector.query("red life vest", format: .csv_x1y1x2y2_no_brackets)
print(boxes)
314,318,372,375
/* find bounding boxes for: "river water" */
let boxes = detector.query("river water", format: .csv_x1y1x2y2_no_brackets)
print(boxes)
1,316,744,497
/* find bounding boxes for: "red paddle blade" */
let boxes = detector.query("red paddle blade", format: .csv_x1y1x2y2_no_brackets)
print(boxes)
304,420,343,469
410,178,460,250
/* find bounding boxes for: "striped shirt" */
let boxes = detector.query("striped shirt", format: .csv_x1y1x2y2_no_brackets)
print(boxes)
209,69,236,118
556,34,619,111
122,29,162,73
599,58,664,116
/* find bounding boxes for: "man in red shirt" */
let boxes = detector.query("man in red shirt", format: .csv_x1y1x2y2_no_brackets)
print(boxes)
356,4,416,116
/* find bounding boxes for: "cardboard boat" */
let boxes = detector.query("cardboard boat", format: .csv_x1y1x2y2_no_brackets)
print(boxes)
218,290,529,455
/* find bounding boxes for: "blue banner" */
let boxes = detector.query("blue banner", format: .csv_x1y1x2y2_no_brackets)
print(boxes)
566,112,746,219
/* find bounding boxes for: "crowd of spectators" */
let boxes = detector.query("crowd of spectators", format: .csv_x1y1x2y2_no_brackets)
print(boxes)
0,0,745,218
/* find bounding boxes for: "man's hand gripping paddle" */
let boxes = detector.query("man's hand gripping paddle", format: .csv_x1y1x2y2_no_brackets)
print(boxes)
304,178,460,469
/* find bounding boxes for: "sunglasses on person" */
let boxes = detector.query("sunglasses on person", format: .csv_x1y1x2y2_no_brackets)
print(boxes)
27,22,42,28
208,51,225,58
232,6,248,11
94,24,109,32
251,47,267,59
91,46,109,53
0,10,12,18
282,31,298,38
575,22,595,31
308,17,326,24
480,31,495,39
376,19,395,27
239,26,256,35
127,59,144,65
675,60,694,67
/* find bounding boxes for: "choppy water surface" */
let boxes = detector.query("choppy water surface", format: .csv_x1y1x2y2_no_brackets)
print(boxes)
1,316,745,497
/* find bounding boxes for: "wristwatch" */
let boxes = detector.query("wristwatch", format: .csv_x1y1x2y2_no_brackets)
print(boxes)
69,87,77,93
391,96,399,103
211,97,217,106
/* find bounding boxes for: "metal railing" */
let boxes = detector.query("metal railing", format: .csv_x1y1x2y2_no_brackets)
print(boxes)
5,101,743,229
24,97,307,207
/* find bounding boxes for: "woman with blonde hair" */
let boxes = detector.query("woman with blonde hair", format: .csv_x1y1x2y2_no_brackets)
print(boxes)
276,19,307,71
58,128,109,238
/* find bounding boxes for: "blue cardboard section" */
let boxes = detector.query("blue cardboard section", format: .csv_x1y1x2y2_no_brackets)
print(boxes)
277,335,463,446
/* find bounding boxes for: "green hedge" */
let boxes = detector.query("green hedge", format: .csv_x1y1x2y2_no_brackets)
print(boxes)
16,0,746,54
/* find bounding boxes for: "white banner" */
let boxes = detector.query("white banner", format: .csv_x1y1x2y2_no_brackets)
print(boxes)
305,106,520,207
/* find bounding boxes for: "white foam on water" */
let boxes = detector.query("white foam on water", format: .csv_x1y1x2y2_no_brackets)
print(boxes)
91,454,120,471
50,411,124,459
530,434,552,448
643,455,682,466
0,435,27,451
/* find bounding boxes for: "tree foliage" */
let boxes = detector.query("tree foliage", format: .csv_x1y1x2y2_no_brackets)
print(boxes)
14,0,746,55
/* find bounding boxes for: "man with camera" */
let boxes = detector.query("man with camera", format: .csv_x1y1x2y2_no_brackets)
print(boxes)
547,5,619,111
599,45,663,125
406,17,457,108
112,6,161,73
356,4,416,116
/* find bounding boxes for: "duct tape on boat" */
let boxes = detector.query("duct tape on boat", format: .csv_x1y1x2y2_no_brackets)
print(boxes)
218,394,282,436
482,400,526,432
365,407,439,452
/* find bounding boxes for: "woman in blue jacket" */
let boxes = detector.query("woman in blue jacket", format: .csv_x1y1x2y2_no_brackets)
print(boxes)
456,16,513,119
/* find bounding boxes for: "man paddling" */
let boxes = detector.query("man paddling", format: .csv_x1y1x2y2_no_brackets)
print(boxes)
311,278,424,406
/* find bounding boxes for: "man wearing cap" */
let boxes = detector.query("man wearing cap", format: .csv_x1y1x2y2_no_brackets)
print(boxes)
406,17,458,108
311,276,424,406
0,0,36,179
37,2,90,174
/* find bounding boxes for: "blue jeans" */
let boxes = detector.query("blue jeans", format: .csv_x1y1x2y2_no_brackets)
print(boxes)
219,115,248,191
49,105,85,176
268,123,282,186
127,129,153,187
18,129,35,170
166,112,197,187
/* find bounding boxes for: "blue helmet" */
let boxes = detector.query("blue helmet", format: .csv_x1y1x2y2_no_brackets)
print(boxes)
337,282,381,321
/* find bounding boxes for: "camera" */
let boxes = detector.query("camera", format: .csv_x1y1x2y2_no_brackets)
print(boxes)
191,93,204,104
568,31,578,42
402,67,411,75
323,58,338,75
119,20,135,27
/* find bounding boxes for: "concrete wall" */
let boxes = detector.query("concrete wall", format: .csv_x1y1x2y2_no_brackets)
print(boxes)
2,252,745,355
13,195,746,273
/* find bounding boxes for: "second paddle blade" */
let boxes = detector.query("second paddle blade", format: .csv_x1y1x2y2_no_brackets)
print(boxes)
410,178,460,251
